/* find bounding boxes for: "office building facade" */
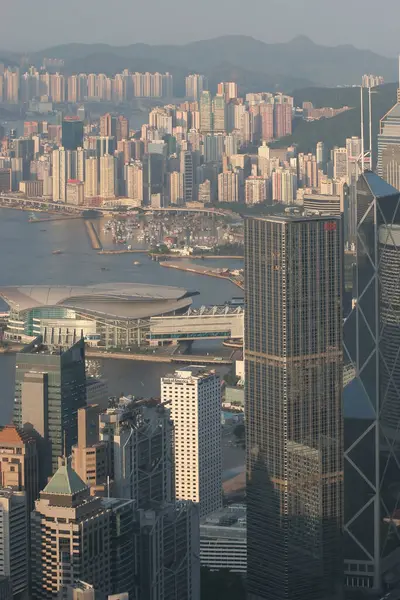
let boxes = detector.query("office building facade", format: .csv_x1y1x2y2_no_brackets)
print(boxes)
343,172,400,590
245,215,343,600
14,337,87,475
62,118,84,151
161,368,222,517
0,490,28,598
30,459,135,600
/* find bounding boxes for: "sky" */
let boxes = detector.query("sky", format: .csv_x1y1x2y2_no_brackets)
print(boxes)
1,0,400,56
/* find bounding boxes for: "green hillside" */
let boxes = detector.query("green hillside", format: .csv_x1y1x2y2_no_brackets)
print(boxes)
273,83,397,154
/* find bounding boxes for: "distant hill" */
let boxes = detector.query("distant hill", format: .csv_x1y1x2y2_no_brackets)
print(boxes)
25,35,397,93
272,83,398,155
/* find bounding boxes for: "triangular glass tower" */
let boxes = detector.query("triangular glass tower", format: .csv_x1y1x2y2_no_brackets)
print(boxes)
344,171,400,591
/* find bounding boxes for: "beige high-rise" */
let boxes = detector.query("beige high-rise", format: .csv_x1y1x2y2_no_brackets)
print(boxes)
72,406,109,495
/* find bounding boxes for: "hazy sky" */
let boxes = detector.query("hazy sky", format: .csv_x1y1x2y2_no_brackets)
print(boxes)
1,0,399,55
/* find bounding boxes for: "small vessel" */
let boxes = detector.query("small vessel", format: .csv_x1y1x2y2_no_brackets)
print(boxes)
101,267,110,271
133,261,141,266
52,250,64,255
40,229,47,232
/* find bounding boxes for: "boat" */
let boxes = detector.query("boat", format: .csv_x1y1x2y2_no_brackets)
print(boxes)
40,229,47,232
52,250,64,255
133,261,141,266
101,267,110,271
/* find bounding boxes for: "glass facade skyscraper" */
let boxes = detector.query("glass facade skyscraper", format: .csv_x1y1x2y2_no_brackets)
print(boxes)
343,171,400,590
13,337,86,475
245,215,343,600
61,117,84,151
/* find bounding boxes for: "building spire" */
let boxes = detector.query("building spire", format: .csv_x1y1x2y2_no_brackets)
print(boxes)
397,55,400,103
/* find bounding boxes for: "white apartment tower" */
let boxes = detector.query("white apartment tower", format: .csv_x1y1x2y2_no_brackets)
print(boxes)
84,157,99,199
161,367,222,517
0,489,28,597
52,147,67,201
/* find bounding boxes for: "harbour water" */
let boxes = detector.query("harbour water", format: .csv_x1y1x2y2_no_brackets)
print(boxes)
0,208,243,423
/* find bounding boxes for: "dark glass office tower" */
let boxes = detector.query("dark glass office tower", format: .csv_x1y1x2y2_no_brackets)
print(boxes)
343,172,400,591
61,117,84,151
245,215,343,600
143,153,165,205
13,337,86,475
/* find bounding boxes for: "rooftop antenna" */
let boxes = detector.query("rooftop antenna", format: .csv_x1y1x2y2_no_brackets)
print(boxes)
369,85,373,168
397,54,400,103
360,85,365,172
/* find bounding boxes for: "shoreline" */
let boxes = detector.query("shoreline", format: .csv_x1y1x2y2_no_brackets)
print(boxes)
159,261,244,290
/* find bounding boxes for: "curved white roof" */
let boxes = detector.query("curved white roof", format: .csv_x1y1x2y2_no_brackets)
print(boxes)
0,284,194,321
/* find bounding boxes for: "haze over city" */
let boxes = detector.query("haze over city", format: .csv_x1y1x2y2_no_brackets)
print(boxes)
2,0,400,56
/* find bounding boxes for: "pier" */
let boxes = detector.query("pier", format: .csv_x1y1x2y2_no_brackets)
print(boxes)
159,261,244,290
85,221,103,250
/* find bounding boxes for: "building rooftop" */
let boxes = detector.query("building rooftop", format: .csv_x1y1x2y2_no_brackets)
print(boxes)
0,283,195,321
245,213,341,224
43,460,88,496
363,170,399,199
0,425,36,446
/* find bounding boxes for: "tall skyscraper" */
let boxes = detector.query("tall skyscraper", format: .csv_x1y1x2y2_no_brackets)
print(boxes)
186,74,208,101
343,172,400,590
333,147,348,180
99,154,117,198
199,91,213,134
99,400,173,506
100,113,117,138
180,150,194,203
0,490,28,598
14,338,87,476
84,157,99,199
30,458,135,599
161,367,222,517
212,94,226,133
62,117,84,151
377,97,400,190
52,147,67,202
245,215,343,600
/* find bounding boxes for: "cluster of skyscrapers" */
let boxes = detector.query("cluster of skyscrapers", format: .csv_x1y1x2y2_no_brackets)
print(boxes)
0,332,228,598
0,66,173,103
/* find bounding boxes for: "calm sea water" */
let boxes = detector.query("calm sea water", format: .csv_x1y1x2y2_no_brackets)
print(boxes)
0,208,243,423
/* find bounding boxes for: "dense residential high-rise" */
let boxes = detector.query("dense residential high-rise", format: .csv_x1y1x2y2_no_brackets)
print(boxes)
343,172,400,591
245,215,343,600
52,147,68,201
212,94,226,133
161,367,222,517
186,74,208,101
84,157,99,198
245,176,268,205
169,171,184,205
30,458,135,599
217,81,238,102
199,91,213,134
13,337,87,476
273,94,293,138
218,170,240,203
61,117,84,151
99,154,117,198
0,489,28,598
